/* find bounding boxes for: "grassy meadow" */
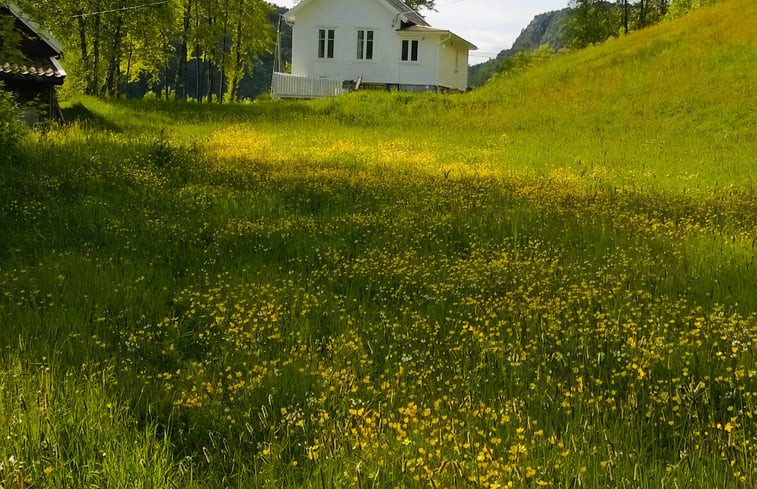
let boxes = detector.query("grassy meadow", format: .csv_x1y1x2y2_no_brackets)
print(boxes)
1,0,756,487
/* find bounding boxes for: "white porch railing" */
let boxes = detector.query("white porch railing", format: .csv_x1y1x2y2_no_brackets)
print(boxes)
272,72,347,99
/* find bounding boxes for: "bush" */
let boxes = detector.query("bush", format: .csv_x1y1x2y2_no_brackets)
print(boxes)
0,83,21,148
496,45,561,77
667,0,720,18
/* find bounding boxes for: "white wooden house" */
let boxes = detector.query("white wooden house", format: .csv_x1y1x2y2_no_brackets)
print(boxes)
273,0,476,98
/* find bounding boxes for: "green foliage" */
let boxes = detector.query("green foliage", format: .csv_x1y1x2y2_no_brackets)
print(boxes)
567,0,675,48
468,57,501,87
0,11,23,64
221,0,275,102
0,1,756,487
567,0,621,48
511,9,571,52
14,0,273,100
0,362,196,489
496,45,561,77
403,0,436,10
0,84,21,151
667,0,720,17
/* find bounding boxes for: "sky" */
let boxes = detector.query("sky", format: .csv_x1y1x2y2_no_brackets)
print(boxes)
275,0,571,63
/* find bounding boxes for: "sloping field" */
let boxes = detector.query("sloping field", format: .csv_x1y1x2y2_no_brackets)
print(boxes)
1,1,756,488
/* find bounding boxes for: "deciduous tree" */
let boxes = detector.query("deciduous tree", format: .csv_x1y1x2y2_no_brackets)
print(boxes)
404,0,436,10
567,0,620,48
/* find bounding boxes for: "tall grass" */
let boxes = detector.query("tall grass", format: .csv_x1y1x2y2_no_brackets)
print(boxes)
1,0,756,487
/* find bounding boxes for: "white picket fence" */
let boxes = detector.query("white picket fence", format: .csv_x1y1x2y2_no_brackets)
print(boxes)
272,72,347,99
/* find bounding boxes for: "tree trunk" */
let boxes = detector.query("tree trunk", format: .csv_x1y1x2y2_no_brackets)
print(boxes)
195,0,202,102
164,48,170,100
205,53,213,103
229,0,244,102
208,61,215,102
91,13,101,95
638,0,647,28
125,39,133,95
103,14,124,97
195,49,202,102
77,14,91,90
218,0,231,103
175,3,191,100
197,50,206,103
207,10,216,103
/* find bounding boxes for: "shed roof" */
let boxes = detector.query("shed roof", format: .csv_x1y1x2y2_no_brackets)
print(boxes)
0,3,66,85
0,57,66,84
4,3,63,55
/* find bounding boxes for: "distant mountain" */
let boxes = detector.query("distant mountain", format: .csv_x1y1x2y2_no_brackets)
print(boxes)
469,8,570,87
509,8,571,54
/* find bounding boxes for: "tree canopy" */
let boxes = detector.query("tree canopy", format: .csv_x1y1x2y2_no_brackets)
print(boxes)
567,0,673,48
403,0,436,11
11,0,273,101
0,10,24,65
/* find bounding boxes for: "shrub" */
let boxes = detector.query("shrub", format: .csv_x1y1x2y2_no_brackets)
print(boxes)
0,83,21,148
496,45,561,77
667,0,720,18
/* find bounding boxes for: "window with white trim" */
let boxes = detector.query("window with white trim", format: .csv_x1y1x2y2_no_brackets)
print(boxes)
318,28,335,59
401,39,419,62
356,29,374,60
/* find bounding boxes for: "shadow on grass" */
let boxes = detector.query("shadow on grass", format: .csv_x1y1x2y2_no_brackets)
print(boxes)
62,102,123,133
108,96,318,124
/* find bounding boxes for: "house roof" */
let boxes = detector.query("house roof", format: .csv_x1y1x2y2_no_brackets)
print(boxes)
399,25,477,50
381,0,429,27
284,0,430,27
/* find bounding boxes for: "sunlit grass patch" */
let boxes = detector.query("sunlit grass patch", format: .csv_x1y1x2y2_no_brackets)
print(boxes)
1,0,756,487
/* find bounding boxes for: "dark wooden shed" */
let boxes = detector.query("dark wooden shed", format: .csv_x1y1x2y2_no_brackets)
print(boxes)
0,2,66,122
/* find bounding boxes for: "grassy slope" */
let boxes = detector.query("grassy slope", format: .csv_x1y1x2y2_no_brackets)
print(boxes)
1,1,756,488
82,0,755,191
469,0,756,189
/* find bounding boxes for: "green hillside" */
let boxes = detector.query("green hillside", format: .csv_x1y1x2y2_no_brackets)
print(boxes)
1,1,756,488
468,0,756,188
317,0,755,191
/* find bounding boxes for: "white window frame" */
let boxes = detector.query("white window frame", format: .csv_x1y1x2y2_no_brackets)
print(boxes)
317,27,336,60
355,28,375,61
400,39,420,63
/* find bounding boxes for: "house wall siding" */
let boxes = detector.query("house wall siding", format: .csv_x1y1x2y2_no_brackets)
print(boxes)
290,0,455,88
396,32,439,87
436,38,470,91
